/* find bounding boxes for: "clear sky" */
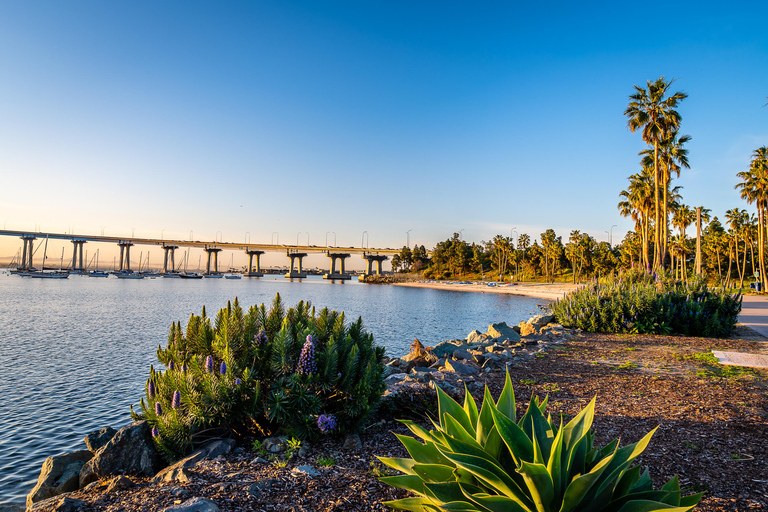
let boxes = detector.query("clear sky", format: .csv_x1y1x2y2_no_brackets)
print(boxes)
0,1,766,269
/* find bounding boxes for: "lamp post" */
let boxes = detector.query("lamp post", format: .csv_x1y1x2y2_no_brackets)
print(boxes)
361,231,368,249
406,229,412,248
609,225,617,247
459,229,464,240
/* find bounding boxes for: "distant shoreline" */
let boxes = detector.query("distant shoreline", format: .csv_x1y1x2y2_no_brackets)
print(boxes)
392,280,584,300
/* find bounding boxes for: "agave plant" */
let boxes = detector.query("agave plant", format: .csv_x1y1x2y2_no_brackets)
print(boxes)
378,371,701,512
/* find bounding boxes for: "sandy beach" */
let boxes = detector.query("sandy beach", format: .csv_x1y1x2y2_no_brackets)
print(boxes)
393,280,584,300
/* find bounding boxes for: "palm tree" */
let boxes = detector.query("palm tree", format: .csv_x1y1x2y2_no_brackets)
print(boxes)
618,167,654,269
625,77,687,270
736,146,768,290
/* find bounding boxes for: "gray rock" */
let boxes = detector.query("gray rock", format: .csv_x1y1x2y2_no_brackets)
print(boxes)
384,373,408,385
467,330,493,345
250,457,269,465
529,314,555,327
411,366,438,373
452,348,473,361
162,497,219,512
0,504,24,512
27,450,93,507
386,358,400,367
487,322,522,343
443,360,478,375
472,353,486,365
78,458,98,489
105,475,135,492
430,339,466,359
263,436,286,454
153,439,236,483
87,421,164,480
83,427,117,454
430,380,459,394
343,434,362,452
428,358,446,369
291,465,319,477
28,496,87,512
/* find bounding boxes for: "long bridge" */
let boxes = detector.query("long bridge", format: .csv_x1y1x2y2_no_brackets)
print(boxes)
0,230,398,280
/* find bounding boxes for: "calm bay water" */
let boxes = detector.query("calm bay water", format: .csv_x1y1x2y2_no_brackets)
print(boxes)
0,272,547,504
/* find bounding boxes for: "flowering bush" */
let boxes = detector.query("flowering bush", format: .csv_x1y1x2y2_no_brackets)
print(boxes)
553,268,742,337
131,294,387,461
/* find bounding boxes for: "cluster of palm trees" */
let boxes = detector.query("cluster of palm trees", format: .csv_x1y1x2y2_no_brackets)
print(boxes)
620,76,768,288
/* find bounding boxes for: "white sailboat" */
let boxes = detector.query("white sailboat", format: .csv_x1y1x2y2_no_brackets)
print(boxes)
28,236,68,278
89,249,109,277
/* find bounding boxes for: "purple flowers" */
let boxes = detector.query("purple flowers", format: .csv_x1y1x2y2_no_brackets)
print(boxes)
253,330,268,347
317,414,337,433
205,356,214,373
168,360,175,371
151,426,159,438
220,362,227,375
182,363,188,373
148,380,155,398
172,390,181,410
297,335,317,375
155,402,163,416
234,378,242,386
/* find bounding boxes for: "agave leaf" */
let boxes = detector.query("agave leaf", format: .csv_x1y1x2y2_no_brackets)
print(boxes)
517,460,555,512
441,433,501,465
461,485,535,512
378,456,417,475
589,428,659,501
560,397,596,456
546,417,565,500
612,465,642,499
438,385,473,434
632,468,653,492
396,434,453,466
490,406,534,462
484,425,504,462
679,494,704,507
437,503,482,512
614,500,695,512
538,395,549,413
383,497,438,511
660,475,680,494
413,463,457,483
476,387,497,446
379,474,427,494
439,450,533,509
425,481,482,504
464,384,480,434
559,446,617,512
444,413,480,446
518,398,555,461
496,369,516,422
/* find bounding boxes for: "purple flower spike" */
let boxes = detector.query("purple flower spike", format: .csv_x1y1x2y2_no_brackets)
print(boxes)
297,337,317,375
220,362,227,375
234,378,242,386
148,380,155,398
205,356,213,373
168,360,175,371
151,426,159,438
182,363,188,373
317,414,337,433
171,390,181,410
253,330,268,347
155,402,163,416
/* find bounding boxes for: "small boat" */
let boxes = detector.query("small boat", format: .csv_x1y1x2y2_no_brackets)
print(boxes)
162,272,181,278
224,273,242,279
28,270,69,279
204,273,223,278
88,271,109,277
180,272,203,279
115,271,144,279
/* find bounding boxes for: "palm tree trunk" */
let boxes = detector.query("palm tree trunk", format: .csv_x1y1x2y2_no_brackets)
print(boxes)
662,168,669,269
761,204,767,291
740,237,747,289
653,142,661,270
716,247,723,284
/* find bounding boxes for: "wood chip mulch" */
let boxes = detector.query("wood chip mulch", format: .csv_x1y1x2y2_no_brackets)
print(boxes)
36,328,768,511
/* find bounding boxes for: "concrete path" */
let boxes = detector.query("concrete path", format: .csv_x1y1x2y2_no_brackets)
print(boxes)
738,295,768,339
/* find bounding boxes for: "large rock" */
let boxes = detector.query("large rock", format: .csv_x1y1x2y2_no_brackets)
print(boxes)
153,439,236,483
430,339,466,359
443,359,478,375
82,421,163,483
162,497,219,512
529,314,555,327
0,505,24,512
518,322,536,337
27,450,93,507
83,427,117,453
28,496,88,512
487,322,521,343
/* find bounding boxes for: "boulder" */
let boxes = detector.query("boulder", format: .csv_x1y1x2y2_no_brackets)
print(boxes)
529,314,555,327
518,322,537,337
83,427,117,453
443,360,478,375
0,505,24,512
263,437,286,454
467,330,493,345
106,475,135,492
27,450,93,507
430,339,466,359
28,496,87,512
153,439,235,483
162,497,219,512
384,373,408,385
451,348,473,361
487,322,521,343
86,421,164,480
401,339,437,364
291,465,319,477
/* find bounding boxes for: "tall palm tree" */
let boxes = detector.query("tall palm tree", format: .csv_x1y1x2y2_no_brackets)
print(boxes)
736,146,768,290
618,167,654,269
625,77,687,270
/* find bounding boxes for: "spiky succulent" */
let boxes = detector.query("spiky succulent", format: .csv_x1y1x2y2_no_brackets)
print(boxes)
377,371,702,512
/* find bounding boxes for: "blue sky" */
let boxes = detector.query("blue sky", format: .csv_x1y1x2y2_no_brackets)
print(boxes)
0,1,766,269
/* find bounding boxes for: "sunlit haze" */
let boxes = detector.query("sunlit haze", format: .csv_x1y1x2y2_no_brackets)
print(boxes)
1,1,766,270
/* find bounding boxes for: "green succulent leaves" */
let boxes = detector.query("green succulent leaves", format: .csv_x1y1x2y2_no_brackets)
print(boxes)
378,371,701,512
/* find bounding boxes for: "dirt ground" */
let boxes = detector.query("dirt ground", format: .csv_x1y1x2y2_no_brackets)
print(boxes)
35,328,768,512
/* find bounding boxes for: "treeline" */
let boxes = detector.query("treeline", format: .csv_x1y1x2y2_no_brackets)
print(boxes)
392,77,767,287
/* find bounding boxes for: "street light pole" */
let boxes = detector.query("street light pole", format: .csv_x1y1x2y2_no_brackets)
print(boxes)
406,229,412,248
609,224,617,247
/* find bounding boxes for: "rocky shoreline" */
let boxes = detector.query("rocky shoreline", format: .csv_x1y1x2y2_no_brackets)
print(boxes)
11,313,574,512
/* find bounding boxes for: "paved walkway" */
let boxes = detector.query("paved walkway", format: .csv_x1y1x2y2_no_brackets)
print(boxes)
738,295,768,339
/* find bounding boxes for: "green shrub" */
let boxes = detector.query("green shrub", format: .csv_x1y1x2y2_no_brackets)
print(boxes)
131,294,386,461
552,268,742,337
377,371,701,512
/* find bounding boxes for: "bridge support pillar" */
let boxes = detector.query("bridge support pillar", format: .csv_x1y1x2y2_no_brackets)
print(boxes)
118,242,134,272
323,253,351,280
162,245,179,273
71,240,86,271
20,235,36,270
361,253,388,279
246,250,264,277
285,252,308,278
204,247,222,275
